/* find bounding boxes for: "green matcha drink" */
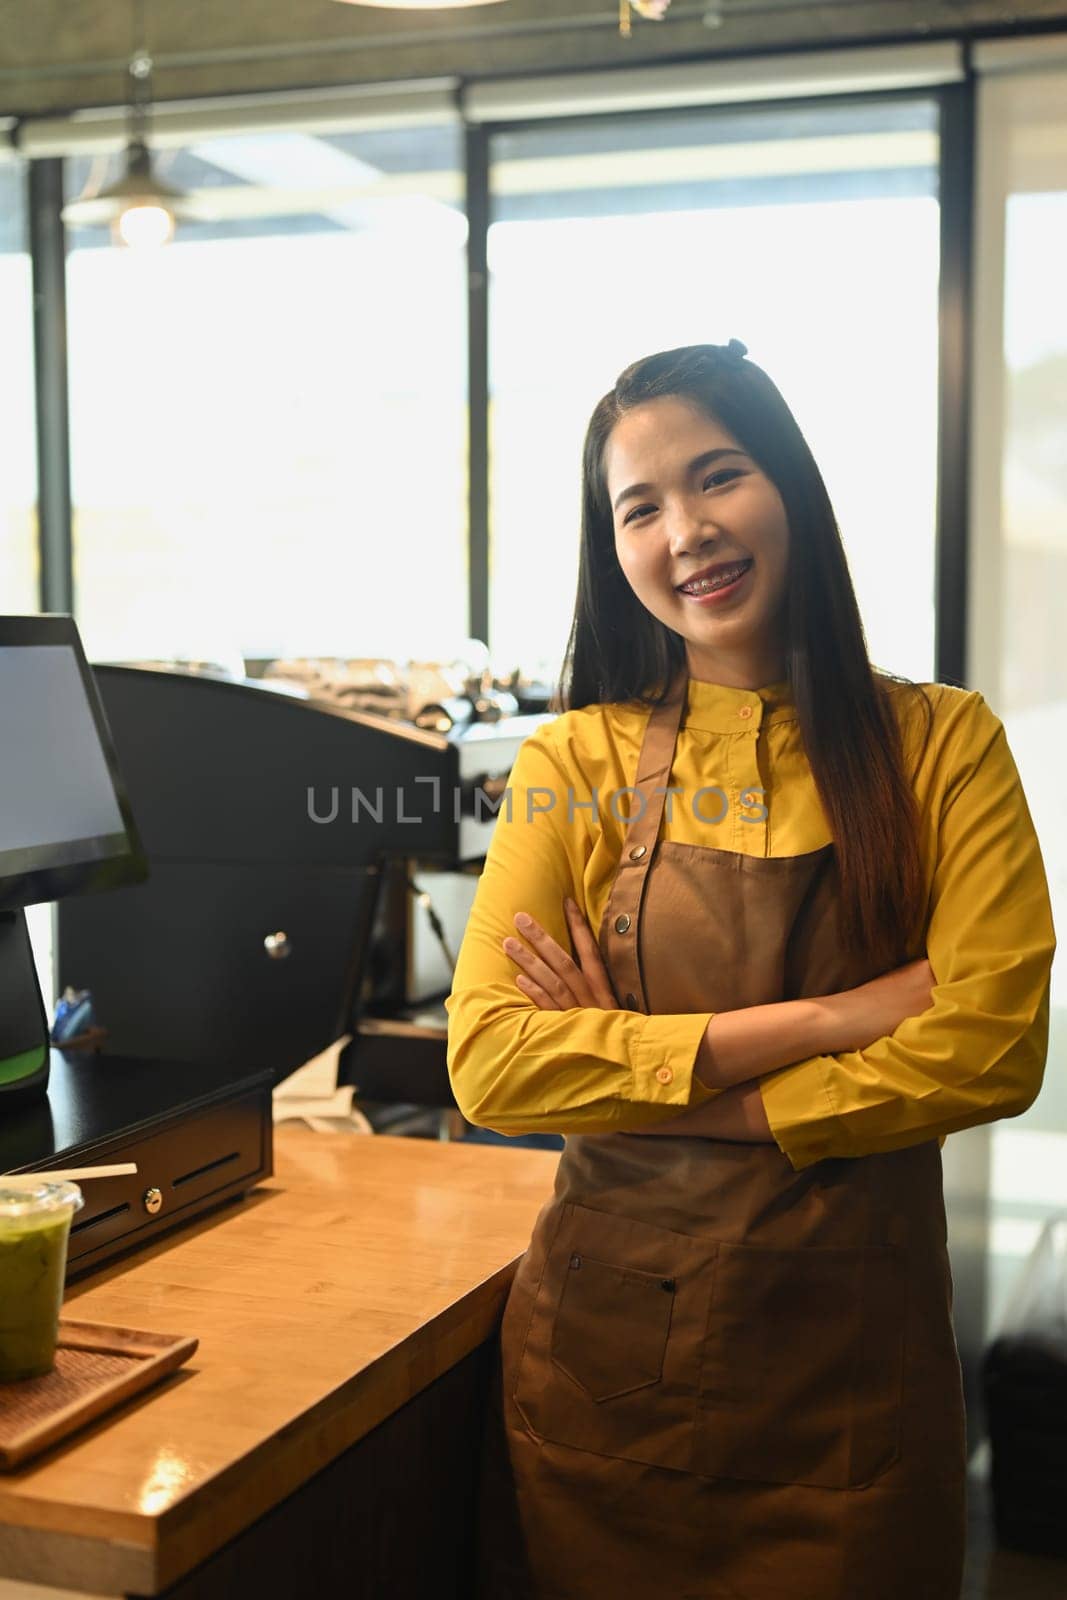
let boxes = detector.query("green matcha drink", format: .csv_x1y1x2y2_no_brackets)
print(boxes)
0,1180,83,1381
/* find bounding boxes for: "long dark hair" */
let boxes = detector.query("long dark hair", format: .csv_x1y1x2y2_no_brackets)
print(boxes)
557,341,934,972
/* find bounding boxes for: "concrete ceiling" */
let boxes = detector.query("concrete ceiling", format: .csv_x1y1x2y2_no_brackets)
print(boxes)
1,1,1066,120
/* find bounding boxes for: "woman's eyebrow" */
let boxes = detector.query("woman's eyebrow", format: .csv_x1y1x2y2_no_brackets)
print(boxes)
612,448,748,513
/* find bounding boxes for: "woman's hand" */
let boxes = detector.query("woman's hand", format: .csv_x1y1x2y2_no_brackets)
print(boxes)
827,957,936,1052
503,898,617,1010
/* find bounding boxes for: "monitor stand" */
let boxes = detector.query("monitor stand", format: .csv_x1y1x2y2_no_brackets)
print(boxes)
0,909,50,1107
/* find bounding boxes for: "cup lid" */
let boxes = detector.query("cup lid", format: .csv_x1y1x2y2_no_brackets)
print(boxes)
0,1179,84,1221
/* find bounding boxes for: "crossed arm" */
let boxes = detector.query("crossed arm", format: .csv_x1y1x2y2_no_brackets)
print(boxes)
448,698,1054,1162
500,896,866,1144
634,1079,774,1141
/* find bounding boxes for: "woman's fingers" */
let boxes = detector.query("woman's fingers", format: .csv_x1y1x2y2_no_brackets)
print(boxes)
502,901,616,1011
563,898,617,1009
514,971,561,1010
503,912,599,1009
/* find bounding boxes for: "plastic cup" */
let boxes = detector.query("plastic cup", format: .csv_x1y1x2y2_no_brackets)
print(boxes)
0,1179,84,1381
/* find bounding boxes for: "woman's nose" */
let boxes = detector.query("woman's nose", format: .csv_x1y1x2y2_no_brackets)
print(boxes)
665,502,719,556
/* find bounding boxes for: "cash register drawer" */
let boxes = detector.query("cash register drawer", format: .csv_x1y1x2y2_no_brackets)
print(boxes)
63,1088,271,1275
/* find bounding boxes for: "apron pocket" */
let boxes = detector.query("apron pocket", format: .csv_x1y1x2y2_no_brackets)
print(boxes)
512,1201,717,1470
695,1241,906,1490
551,1254,673,1401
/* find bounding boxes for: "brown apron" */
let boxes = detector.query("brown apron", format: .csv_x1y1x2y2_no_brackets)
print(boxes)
475,673,967,1600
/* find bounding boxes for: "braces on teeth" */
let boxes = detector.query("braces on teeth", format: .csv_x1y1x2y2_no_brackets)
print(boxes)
686,567,747,593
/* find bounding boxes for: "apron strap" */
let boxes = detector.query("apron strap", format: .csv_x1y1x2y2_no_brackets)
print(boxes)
598,669,688,1012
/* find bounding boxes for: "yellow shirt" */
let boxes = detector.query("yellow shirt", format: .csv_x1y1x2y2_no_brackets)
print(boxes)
445,676,1056,1171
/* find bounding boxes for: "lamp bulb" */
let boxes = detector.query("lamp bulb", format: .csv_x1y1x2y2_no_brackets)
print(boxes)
116,203,175,248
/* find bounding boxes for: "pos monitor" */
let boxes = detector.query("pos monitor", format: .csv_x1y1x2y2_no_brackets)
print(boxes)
0,615,147,1107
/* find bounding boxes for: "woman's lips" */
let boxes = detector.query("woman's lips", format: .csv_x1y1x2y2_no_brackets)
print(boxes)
677,560,753,605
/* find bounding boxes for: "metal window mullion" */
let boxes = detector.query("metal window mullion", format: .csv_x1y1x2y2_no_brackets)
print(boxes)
462,41,964,124
28,157,73,616
934,72,975,690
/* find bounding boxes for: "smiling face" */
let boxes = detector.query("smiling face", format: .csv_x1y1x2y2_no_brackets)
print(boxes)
603,394,791,687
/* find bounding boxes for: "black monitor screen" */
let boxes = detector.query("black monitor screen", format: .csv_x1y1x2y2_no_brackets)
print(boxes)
0,616,146,911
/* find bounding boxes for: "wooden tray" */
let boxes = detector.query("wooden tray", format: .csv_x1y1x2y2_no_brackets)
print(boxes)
0,1320,198,1469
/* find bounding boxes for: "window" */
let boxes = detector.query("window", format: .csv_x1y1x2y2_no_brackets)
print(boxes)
487,99,941,684
65,123,468,667
971,58,1067,1337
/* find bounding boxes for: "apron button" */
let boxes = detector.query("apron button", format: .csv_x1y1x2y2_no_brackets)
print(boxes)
570,1254,582,1270
614,914,632,934
655,1065,673,1085
661,1279,676,1293
628,844,647,861
624,992,638,1009
738,704,753,719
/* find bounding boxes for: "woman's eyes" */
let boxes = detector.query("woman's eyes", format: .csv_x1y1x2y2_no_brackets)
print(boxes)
621,468,744,526
702,467,743,493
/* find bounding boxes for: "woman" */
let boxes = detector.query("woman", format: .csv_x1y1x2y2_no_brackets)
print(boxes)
445,341,1056,1599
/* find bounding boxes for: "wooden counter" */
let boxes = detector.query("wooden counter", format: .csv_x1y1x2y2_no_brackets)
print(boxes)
0,1127,560,1598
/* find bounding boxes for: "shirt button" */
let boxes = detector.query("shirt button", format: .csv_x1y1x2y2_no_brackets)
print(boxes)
738,705,753,719
624,992,638,1009
614,914,632,934
628,844,647,861
656,1066,673,1085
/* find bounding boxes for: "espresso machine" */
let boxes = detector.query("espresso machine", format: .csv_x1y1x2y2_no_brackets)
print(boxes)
56,659,554,1123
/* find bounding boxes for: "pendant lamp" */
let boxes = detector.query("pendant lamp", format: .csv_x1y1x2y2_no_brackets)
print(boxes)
64,1,192,246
